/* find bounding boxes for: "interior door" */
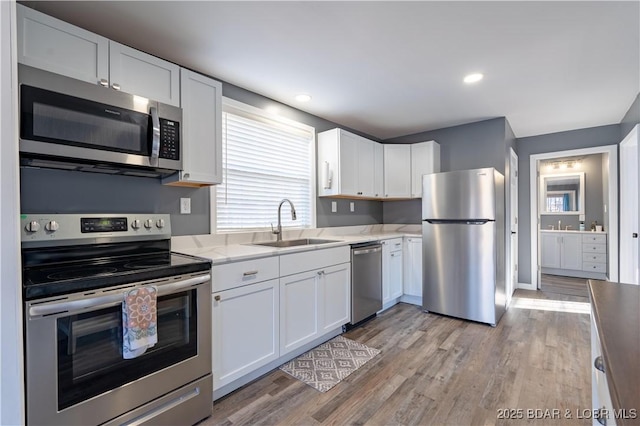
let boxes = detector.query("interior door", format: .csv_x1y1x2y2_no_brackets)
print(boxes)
508,148,518,306
620,125,639,284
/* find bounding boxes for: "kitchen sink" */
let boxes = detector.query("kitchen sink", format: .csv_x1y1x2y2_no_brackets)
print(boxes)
252,238,341,248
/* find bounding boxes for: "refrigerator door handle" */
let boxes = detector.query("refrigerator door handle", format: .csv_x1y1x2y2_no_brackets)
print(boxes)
425,219,492,225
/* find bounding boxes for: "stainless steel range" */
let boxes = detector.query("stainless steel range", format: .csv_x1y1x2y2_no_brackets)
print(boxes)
21,214,213,426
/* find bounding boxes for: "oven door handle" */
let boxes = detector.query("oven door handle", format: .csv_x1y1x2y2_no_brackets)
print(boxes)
28,274,211,318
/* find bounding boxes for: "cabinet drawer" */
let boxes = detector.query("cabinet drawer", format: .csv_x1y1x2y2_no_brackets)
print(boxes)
582,243,607,254
582,234,607,244
583,253,607,263
583,262,607,273
212,256,279,292
280,246,350,277
381,238,403,250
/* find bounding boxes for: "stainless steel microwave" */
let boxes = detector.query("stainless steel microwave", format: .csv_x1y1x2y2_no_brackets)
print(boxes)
18,64,182,176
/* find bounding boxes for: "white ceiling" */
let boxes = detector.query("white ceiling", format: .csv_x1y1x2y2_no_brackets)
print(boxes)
24,1,640,139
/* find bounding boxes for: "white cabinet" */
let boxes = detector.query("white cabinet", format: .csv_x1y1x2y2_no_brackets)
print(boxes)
383,144,411,199
108,42,180,106
17,5,180,106
374,143,384,199
382,238,403,308
279,270,320,354
279,246,350,355
17,4,109,85
410,141,440,198
541,231,608,278
591,311,617,426
163,69,222,186
317,128,382,198
540,232,561,268
403,237,422,300
540,232,582,270
212,279,279,390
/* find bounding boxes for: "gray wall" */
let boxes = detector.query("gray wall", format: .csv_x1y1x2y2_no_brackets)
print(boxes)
539,154,604,231
515,124,621,284
19,79,384,235
620,93,640,138
382,117,508,224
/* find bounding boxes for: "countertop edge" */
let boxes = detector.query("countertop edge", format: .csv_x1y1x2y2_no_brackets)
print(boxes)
588,279,640,425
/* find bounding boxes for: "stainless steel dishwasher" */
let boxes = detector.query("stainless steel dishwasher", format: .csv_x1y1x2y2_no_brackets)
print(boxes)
350,242,382,325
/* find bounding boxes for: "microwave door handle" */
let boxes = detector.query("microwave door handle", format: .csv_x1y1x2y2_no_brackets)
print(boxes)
149,106,160,166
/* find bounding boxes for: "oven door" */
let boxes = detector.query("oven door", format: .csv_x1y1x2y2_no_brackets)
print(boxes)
25,272,212,426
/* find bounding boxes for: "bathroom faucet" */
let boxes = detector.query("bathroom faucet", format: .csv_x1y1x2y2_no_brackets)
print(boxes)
271,199,297,242
558,220,561,230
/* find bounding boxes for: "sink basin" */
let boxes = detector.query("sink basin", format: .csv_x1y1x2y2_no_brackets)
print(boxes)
252,238,341,248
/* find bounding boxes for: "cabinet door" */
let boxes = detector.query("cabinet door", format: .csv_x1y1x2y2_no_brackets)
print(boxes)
403,237,422,297
383,144,411,198
17,4,109,85
280,271,320,355
169,69,222,185
560,233,582,270
109,41,180,106
357,138,375,197
373,142,384,198
382,239,404,304
410,141,440,198
338,130,359,197
320,263,351,332
212,279,279,390
540,233,561,268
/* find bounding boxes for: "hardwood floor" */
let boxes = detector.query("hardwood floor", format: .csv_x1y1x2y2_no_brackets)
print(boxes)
204,289,591,425
540,274,589,299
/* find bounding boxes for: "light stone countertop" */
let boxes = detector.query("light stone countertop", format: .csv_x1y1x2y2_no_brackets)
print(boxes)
172,225,421,265
540,229,607,234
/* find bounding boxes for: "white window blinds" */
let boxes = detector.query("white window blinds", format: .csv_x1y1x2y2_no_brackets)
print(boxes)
216,100,315,231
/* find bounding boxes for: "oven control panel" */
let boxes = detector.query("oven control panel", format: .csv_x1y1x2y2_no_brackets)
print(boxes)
21,214,172,246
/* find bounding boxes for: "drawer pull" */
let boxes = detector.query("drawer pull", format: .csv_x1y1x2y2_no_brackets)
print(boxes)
243,270,259,276
214,295,221,302
594,356,605,373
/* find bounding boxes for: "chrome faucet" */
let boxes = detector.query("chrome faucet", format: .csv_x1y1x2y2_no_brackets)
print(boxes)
271,199,297,241
558,220,562,230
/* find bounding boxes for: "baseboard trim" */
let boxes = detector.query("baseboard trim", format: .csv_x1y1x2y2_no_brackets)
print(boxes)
517,282,536,291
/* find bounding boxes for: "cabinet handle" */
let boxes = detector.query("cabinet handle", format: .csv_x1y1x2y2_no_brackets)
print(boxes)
183,172,190,179
243,270,258,276
596,407,607,425
99,78,109,87
112,83,121,91
317,270,325,276
633,233,638,238
214,295,221,301
394,243,401,247
594,356,605,373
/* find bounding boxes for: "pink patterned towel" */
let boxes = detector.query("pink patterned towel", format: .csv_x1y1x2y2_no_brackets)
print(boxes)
122,286,158,359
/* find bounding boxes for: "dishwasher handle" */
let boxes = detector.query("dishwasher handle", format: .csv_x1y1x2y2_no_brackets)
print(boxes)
352,246,382,256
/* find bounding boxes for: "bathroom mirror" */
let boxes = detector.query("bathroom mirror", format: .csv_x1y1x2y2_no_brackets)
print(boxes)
539,172,585,215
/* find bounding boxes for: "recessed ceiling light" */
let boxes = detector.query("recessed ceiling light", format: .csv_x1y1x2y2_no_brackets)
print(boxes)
295,94,312,102
463,73,484,84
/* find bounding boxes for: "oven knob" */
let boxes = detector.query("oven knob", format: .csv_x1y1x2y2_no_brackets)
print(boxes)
25,221,40,233
45,220,59,232
144,219,153,229
156,219,165,229
131,219,141,230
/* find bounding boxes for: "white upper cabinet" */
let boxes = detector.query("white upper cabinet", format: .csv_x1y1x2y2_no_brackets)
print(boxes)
163,69,222,186
17,4,109,85
317,128,382,199
383,144,411,199
17,5,180,106
410,141,441,198
108,42,180,106
374,143,384,198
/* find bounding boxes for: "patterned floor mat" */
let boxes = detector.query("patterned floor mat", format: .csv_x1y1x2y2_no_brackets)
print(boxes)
279,335,381,392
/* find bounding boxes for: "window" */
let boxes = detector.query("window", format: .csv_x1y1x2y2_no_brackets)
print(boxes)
215,99,315,232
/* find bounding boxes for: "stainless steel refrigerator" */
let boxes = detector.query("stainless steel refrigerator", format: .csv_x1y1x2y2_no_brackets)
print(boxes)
422,167,506,326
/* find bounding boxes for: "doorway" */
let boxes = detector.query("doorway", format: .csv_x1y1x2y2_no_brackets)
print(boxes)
529,145,618,290
507,148,518,307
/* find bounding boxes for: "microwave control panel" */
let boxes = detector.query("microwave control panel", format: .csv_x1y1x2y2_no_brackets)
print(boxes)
159,119,180,160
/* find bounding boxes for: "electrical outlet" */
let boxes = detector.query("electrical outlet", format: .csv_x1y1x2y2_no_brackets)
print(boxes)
180,198,191,214
350,202,355,212
331,201,337,213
